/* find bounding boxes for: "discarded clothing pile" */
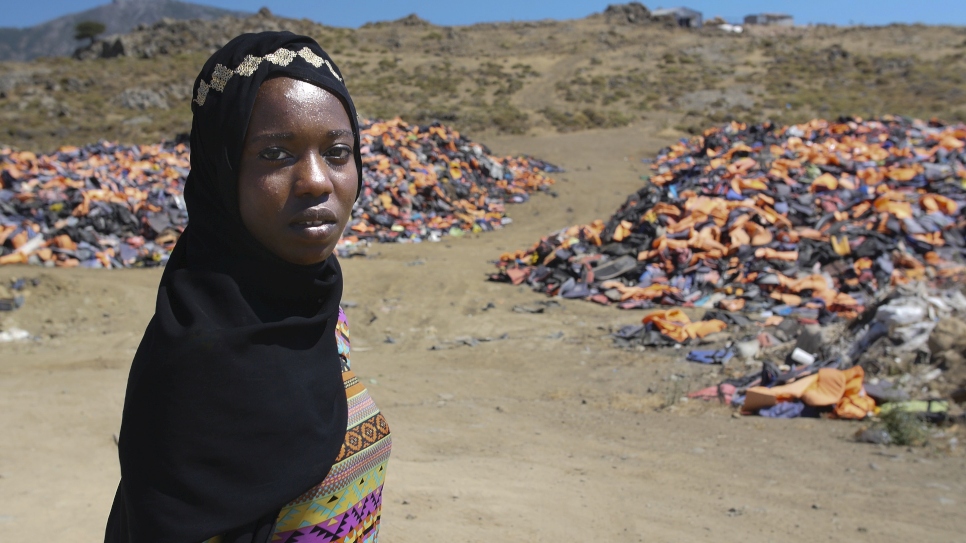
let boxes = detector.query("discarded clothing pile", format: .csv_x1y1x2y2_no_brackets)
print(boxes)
689,355,879,420
689,282,966,420
846,283,966,409
0,119,557,268
750,365,873,419
612,307,731,348
347,118,559,245
0,142,189,268
693,360,955,421
491,116,966,344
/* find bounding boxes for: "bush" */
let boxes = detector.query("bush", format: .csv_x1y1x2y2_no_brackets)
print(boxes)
541,106,633,132
878,409,929,446
75,21,106,45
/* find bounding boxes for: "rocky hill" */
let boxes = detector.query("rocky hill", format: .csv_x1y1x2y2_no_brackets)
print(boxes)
0,0,247,61
1,3,964,151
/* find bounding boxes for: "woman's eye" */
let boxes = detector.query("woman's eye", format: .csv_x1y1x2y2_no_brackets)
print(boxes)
327,146,352,162
259,148,292,161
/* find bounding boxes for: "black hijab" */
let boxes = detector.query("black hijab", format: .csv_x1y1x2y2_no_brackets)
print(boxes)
106,32,363,543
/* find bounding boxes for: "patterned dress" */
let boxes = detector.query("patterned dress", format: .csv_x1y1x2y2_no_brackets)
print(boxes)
208,308,392,543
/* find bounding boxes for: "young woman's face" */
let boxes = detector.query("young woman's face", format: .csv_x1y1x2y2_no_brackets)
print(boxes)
237,77,357,266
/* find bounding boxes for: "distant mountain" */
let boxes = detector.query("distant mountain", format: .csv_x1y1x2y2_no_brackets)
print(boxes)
0,0,248,61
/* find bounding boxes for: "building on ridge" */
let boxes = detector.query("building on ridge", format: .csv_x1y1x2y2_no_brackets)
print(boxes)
651,7,703,28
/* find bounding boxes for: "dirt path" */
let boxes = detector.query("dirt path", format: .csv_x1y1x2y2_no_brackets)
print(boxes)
1,123,964,542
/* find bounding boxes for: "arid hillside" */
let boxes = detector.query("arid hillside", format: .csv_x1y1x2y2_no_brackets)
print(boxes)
0,0,245,62
1,4,964,152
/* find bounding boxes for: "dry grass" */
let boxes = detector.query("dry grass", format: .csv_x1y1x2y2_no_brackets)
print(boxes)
1,16,965,151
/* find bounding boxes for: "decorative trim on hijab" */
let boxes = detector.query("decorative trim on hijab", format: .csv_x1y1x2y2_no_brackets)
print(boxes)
195,46,343,106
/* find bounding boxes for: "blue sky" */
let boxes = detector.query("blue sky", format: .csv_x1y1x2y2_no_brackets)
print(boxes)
5,0,965,28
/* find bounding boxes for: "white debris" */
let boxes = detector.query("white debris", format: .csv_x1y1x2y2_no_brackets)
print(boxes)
0,328,30,342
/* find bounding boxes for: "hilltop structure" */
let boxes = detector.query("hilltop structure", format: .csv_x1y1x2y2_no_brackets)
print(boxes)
744,13,794,26
651,7,703,28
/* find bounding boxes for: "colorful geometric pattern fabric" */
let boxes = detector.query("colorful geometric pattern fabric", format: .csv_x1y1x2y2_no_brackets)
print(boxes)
335,311,351,365
205,308,391,543
271,307,391,542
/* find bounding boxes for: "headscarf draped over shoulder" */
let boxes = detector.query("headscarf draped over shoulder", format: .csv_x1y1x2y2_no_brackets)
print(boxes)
106,32,361,543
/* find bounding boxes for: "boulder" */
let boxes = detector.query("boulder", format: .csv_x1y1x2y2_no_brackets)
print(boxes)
117,88,169,110
603,3,652,25
0,74,24,98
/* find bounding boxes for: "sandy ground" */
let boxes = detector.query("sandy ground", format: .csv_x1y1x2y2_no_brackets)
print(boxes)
1,124,965,542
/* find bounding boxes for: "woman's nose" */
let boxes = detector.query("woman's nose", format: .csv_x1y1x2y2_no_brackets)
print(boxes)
294,152,333,197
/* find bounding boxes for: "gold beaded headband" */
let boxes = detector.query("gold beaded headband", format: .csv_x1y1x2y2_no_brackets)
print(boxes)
194,46,343,107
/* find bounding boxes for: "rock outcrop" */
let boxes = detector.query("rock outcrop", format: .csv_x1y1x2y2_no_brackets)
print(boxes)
602,3,653,25
72,7,320,60
0,0,247,61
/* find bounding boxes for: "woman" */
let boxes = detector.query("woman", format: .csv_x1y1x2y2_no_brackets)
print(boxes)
105,32,391,543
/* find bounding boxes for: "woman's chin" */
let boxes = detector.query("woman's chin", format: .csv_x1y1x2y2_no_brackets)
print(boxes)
271,227,340,265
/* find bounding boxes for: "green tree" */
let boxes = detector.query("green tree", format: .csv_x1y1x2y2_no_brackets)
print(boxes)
74,21,106,46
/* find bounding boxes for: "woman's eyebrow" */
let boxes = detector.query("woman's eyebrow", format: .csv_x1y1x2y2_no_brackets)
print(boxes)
249,130,352,144
249,132,295,144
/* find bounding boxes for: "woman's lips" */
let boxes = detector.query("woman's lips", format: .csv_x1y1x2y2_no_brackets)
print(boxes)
288,220,338,240
289,208,339,239
290,206,338,225
293,219,332,227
